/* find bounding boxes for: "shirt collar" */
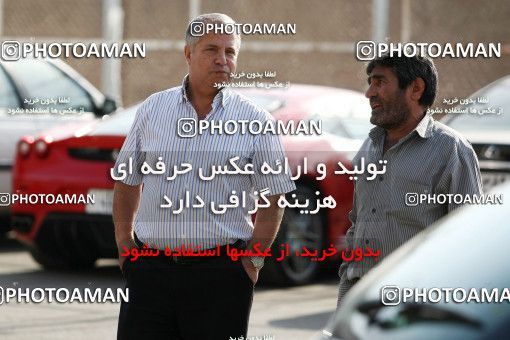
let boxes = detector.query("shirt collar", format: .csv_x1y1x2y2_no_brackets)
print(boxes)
415,113,434,138
369,113,435,143
180,75,190,103
180,74,231,108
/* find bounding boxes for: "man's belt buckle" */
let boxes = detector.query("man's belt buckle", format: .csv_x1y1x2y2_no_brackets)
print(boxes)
171,255,203,265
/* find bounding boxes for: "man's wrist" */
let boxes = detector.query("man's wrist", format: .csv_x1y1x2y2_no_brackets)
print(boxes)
116,235,136,251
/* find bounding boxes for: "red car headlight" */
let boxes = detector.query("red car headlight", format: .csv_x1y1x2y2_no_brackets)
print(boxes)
17,137,34,158
34,137,53,158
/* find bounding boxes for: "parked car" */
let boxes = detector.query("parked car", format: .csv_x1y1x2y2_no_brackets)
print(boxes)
442,75,510,192
11,84,372,285
0,58,117,232
317,182,510,340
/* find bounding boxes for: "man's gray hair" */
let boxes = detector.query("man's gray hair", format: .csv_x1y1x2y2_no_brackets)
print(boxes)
185,13,241,51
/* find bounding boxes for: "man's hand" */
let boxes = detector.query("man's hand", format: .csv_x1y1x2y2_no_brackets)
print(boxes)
240,256,259,284
117,238,138,270
113,182,142,271
240,193,286,284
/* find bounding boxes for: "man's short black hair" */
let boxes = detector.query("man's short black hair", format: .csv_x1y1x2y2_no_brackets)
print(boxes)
366,54,438,108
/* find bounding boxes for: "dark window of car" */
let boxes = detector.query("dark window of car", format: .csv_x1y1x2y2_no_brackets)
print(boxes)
0,66,19,109
6,59,94,113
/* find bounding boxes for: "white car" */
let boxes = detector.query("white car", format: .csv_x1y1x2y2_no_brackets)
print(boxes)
0,58,117,231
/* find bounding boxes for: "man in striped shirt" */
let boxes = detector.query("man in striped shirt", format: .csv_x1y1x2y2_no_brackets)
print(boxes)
113,13,295,339
337,54,482,306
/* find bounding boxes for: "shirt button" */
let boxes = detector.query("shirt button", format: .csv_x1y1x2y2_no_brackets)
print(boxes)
379,176,384,181
371,208,376,213
365,239,370,245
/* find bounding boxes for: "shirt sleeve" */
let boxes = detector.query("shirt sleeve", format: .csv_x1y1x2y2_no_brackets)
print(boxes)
337,149,362,278
338,189,357,278
441,142,483,211
251,118,296,196
112,101,149,186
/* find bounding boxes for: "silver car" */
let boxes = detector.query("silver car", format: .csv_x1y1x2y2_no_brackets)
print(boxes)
442,75,510,192
316,182,510,340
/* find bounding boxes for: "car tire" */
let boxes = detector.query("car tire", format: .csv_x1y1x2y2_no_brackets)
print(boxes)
260,183,327,286
30,222,96,270
29,246,95,270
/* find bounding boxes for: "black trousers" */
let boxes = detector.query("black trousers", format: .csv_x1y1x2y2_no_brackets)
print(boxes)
117,250,254,340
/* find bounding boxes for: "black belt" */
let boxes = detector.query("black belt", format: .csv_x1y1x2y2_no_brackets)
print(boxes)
133,233,247,266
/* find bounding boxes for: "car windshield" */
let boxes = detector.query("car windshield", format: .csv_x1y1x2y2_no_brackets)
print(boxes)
5,59,95,113
242,92,373,139
240,93,285,113
307,95,373,139
445,76,510,131
90,104,139,136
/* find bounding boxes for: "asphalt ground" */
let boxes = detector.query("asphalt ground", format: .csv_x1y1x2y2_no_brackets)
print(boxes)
0,237,339,339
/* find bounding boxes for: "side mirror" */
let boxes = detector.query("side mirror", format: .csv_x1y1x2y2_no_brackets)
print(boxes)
97,97,117,116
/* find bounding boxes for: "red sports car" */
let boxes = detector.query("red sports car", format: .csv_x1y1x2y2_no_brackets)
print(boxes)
11,84,372,285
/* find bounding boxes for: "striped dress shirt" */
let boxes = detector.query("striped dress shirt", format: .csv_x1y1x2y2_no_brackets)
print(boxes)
114,77,296,249
339,113,483,281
